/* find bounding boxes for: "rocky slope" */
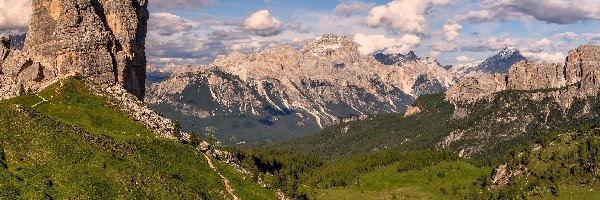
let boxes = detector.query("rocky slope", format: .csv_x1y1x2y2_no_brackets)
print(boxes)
146,34,454,144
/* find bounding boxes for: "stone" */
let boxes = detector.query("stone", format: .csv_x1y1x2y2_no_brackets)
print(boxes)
1,37,9,49
566,44,600,97
24,0,148,99
446,73,507,103
507,60,566,91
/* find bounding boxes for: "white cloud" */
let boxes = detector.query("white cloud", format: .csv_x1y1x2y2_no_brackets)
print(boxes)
0,0,31,33
149,13,198,36
366,0,449,34
533,38,552,47
455,0,600,24
554,32,579,40
522,51,565,63
334,1,374,17
243,10,283,37
456,55,473,63
442,22,462,41
151,0,212,10
353,33,421,55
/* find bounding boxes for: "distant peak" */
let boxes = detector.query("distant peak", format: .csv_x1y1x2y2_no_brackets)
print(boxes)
499,47,520,55
301,34,359,55
373,51,423,65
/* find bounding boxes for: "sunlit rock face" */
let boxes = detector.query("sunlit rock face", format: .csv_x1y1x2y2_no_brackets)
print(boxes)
14,0,149,99
146,34,458,143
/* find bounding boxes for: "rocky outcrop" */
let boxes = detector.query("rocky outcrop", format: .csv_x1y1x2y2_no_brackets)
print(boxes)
20,0,148,99
0,43,51,98
566,45,600,97
446,73,507,103
507,61,566,91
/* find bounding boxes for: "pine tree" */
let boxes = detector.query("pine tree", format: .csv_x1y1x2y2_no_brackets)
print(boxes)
172,121,182,141
189,131,200,147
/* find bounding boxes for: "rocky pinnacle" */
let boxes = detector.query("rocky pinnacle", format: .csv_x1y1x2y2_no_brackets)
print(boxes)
0,0,148,100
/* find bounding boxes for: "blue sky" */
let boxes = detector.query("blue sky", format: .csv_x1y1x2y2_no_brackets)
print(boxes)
2,0,600,66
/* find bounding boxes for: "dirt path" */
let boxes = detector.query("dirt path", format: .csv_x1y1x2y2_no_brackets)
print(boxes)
31,94,48,108
203,153,240,200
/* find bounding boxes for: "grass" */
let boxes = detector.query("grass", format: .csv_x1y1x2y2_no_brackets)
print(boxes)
214,161,277,199
313,161,491,200
0,77,275,199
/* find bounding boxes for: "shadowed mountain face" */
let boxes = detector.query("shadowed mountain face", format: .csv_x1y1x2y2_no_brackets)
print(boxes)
450,47,527,79
8,33,26,50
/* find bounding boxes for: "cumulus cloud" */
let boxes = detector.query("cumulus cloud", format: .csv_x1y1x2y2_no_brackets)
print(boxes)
151,0,212,10
0,0,31,34
522,51,566,63
243,10,283,37
554,32,579,40
442,22,462,41
456,0,600,24
149,13,198,36
353,33,421,55
366,0,449,34
334,1,375,17
456,55,473,63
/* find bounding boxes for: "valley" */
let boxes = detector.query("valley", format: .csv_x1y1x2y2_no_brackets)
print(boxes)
1,0,600,199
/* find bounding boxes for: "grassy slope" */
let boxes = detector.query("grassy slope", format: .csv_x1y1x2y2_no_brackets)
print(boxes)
313,128,600,199
0,77,275,199
315,161,491,200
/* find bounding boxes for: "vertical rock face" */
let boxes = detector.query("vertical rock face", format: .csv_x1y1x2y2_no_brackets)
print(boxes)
446,73,508,103
507,60,566,91
566,45,600,97
23,0,148,99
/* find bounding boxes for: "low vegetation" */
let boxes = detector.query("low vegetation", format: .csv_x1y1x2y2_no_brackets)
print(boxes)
0,77,275,199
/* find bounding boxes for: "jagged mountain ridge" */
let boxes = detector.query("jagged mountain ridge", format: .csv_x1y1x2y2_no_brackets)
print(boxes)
279,44,600,158
146,35,455,144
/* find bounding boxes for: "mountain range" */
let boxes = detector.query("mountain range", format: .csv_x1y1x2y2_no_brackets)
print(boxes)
3,0,600,198
145,35,527,144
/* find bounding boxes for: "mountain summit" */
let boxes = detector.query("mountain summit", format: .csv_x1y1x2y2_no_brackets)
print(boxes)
450,47,527,79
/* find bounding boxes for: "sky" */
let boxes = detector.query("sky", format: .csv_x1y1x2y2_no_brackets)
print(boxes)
1,0,600,67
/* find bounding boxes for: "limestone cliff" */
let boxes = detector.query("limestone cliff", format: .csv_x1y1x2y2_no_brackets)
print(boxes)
0,0,148,100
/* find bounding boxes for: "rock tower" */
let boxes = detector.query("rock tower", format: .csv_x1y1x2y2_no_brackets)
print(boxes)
0,0,149,99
